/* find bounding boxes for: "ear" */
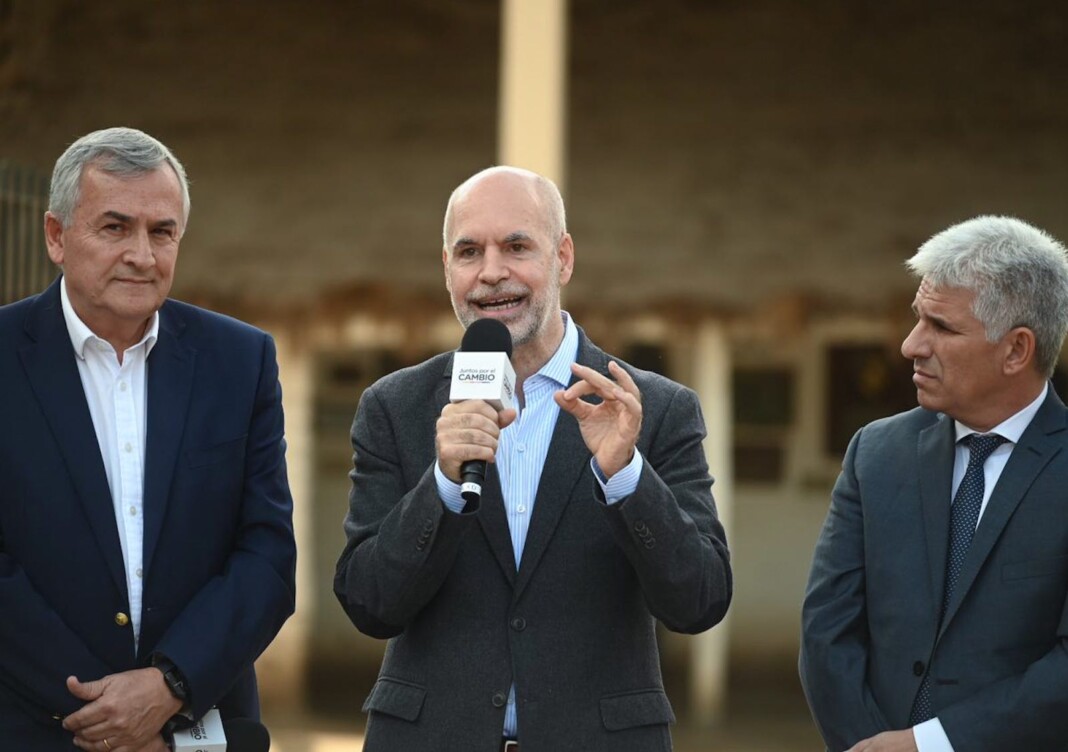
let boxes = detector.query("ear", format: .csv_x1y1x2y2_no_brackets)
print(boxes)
44,212,65,266
442,246,452,292
1001,326,1037,376
557,232,575,286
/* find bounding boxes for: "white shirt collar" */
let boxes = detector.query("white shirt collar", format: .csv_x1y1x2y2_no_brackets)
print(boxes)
60,276,159,360
954,382,1048,445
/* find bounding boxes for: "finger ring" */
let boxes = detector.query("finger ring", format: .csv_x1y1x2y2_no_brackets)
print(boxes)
103,739,112,751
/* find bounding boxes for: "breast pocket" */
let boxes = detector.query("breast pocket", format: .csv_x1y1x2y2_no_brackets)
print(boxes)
1002,555,1068,582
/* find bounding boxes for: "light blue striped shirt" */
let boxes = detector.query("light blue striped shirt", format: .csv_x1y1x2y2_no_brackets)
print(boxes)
434,312,643,737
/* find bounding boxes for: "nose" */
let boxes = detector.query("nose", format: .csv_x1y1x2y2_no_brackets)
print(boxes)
477,246,509,285
901,321,928,361
124,228,156,270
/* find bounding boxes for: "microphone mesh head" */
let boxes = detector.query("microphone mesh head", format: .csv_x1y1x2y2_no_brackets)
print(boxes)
461,318,513,357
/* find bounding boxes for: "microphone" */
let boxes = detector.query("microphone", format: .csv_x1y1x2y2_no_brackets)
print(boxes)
450,318,516,505
170,712,269,752
222,718,270,752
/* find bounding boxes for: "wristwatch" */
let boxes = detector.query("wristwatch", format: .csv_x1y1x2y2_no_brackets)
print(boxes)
153,656,190,705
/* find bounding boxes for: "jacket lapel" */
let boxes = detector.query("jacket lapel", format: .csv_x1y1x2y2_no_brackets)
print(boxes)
141,304,196,574
436,356,517,586
939,387,1066,636
512,332,605,601
17,280,128,599
918,413,955,617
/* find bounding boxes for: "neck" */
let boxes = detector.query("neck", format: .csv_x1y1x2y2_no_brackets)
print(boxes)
961,377,1046,433
510,320,566,395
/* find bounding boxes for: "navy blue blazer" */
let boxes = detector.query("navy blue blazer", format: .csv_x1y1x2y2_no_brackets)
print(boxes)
0,278,296,748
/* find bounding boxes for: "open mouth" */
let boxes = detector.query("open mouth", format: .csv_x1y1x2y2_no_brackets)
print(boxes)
476,295,525,312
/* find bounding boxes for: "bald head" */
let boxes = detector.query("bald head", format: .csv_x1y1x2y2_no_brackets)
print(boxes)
443,166,566,250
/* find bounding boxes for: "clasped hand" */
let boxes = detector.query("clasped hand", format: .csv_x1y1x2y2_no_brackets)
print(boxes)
63,668,180,752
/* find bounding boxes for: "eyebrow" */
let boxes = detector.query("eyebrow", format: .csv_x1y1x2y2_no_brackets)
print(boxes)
100,211,179,231
915,304,953,330
451,231,533,251
101,210,134,224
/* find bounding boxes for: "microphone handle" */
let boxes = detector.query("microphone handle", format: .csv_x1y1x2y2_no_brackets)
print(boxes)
460,459,487,506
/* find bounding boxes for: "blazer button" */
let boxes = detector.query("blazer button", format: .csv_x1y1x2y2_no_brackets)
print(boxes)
913,661,925,677
114,612,130,627
510,617,527,631
492,692,507,708
633,520,647,533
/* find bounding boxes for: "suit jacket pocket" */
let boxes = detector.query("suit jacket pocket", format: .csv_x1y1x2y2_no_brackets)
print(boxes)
599,688,675,731
1002,554,1068,581
186,435,248,468
362,677,427,722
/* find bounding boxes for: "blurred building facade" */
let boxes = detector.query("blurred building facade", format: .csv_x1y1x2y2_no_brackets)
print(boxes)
2,0,1066,730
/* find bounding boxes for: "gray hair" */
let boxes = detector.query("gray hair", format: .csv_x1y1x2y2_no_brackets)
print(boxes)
906,215,1068,377
49,127,190,229
442,165,567,248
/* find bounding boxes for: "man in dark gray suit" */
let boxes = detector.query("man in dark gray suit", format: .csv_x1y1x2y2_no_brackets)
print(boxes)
800,216,1068,752
334,166,732,752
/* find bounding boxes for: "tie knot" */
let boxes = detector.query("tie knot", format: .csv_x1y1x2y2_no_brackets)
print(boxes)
966,433,1006,464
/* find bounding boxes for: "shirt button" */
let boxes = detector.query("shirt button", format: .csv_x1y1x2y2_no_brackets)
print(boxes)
517,504,527,514
124,442,133,453
517,443,526,452
119,381,128,392
129,506,137,516
136,568,143,578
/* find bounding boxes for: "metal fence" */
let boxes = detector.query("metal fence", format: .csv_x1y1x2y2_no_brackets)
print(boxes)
0,160,55,305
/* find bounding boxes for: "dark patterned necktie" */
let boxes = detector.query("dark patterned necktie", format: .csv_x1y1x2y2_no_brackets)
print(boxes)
909,432,1007,725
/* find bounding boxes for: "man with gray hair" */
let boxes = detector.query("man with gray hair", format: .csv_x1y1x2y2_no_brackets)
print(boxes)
0,127,296,750
800,216,1068,751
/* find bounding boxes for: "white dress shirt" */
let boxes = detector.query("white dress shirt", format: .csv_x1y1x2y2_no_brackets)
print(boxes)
913,383,1048,752
61,278,158,653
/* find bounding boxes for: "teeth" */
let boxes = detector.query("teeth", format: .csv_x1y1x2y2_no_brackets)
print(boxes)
480,298,520,309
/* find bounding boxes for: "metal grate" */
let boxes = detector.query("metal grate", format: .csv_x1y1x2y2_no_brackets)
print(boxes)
0,160,55,305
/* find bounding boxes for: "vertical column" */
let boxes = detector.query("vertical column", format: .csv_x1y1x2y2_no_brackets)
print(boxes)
498,0,569,184
255,325,314,709
689,319,733,724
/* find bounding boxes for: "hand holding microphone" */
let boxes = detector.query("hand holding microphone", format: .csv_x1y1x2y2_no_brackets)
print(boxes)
438,319,517,506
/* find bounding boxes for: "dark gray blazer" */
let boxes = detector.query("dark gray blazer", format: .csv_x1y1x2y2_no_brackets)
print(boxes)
334,328,731,752
800,387,1068,751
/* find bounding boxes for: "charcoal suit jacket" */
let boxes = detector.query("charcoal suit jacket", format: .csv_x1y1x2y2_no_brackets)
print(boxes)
800,388,1068,751
335,327,731,752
